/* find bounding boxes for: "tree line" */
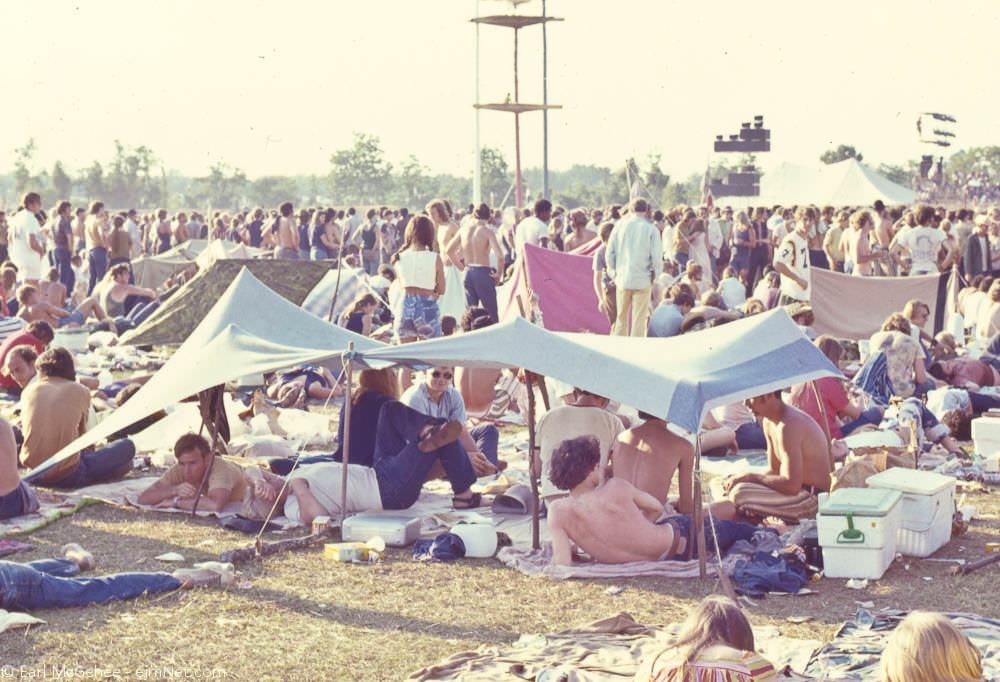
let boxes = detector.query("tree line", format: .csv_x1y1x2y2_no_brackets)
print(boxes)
9,134,988,213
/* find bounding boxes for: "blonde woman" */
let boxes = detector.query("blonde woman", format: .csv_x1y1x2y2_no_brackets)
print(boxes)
880,611,983,682
427,199,465,320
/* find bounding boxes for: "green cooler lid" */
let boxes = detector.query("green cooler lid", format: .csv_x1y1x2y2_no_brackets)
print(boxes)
819,487,902,517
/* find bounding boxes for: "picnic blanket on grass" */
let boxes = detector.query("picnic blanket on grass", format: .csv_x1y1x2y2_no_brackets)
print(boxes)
407,612,814,681
803,609,1000,680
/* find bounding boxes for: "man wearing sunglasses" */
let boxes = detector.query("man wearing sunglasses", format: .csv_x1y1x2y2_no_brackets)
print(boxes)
401,366,500,477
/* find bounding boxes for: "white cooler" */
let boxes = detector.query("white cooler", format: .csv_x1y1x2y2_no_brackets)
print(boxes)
342,512,422,547
971,416,1000,471
866,468,955,557
817,488,902,579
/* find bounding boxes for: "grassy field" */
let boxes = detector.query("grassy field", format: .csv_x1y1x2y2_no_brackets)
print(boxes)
4,477,1000,681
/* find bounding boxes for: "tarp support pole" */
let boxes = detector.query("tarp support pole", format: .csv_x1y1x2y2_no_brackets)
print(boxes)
526,371,540,550
809,380,834,472
191,385,226,519
694,433,707,578
340,342,355,527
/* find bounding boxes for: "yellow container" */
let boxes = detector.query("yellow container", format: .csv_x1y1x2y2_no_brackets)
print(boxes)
986,542,1000,553
324,542,383,563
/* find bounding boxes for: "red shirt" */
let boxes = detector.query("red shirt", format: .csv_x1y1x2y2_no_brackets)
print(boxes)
0,332,46,388
790,377,849,440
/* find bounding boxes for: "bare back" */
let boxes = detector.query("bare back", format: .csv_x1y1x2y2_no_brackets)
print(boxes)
612,421,693,511
278,216,297,249
436,220,459,256
762,405,831,492
455,366,502,415
459,221,501,267
548,478,672,564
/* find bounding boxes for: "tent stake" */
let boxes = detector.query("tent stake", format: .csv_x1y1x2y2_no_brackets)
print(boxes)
340,343,354,528
694,432,707,578
526,371,540,550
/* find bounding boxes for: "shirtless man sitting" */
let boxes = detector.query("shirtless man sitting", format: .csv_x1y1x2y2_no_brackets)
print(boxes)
721,390,831,521
16,284,106,328
547,436,756,566
445,202,505,323
40,268,67,308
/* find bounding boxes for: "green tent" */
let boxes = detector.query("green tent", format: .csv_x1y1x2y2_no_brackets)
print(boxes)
120,259,336,346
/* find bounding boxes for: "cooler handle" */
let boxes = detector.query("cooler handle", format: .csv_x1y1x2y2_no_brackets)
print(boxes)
900,499,943,534
837,512,866,544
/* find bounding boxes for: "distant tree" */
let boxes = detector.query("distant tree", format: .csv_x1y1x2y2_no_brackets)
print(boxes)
947,146,1000,179
13,138,37,194
105,141,161,208
480,146,512,206
193,162,248,210
82,161,105,200
393,155,436,208
328,132,393,205
876,163,913,187
51,161,72,200
643,154,670,199
249,175,301,207
820,144,863,164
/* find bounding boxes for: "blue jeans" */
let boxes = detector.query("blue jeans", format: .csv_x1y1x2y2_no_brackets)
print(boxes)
87,247,108,295
0,481,37,520
463,266,498,323
735,422,766,450
470,423,499,469
52,248,74,292
971,391,1000,414
396,294,442,340
127,300,160,325
664,514,758,560
310,246,329,261
0,559,180,610
372,401,476,509
45,439,136,489
840,406,885,436
674,252,689,269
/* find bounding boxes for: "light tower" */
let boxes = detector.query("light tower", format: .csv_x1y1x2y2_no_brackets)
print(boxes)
472,0,561,209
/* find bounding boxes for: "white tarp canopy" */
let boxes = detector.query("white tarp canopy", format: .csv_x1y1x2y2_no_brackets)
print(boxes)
26,268,840,480
362,310,840,434
725,158,915,209
25,269,385,482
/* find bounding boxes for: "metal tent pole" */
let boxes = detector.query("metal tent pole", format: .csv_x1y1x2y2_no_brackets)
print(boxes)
694,432,707,578
339,342,355,527
542,0,549,199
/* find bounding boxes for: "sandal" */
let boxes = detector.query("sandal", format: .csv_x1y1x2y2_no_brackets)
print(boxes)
453,492,484,509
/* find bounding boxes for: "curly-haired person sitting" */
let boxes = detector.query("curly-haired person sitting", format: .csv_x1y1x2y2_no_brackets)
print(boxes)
545,435,757,566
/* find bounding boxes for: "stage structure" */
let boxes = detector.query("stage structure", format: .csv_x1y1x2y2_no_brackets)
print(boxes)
709,115,771,198
472,1,562,208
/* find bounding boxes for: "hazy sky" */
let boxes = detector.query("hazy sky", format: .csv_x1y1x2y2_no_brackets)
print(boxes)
3,0,997,185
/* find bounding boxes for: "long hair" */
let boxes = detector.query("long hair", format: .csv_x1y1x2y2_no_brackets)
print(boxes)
881,612,982,682
669,596,755,664
354,368,398,405
391,215,435,264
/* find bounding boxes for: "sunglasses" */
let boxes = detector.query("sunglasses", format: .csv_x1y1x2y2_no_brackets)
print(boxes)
430,371,453,380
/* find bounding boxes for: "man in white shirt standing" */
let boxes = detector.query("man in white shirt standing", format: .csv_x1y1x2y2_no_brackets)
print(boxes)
8,193,45,286
605,198,663,337
124,209,142,258
773,205,813,305
515,198,551,252
892,204,952,276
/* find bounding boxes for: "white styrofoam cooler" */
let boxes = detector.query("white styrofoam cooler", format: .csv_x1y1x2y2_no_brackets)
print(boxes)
342,512,422,547
972,416,1000,468
866,468,955,557
817,487,903,580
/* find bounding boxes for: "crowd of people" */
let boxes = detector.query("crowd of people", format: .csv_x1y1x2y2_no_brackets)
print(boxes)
0,187,994,679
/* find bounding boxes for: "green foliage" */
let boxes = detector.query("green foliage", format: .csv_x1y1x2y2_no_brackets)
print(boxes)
479,146,511,206
192,162,248,210
328,132,393,205
249,176,301,207
876,163,913,187
820,144,863,164
51,161,72,200
947,146,1000,178
82,162,105,201
13,138,37,195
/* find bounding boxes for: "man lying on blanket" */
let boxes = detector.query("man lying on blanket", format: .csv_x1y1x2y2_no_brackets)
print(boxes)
720,390,831,521
138,434,282,513
546,436,757,566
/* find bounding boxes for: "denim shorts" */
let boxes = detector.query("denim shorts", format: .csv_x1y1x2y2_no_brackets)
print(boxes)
396,294,442,340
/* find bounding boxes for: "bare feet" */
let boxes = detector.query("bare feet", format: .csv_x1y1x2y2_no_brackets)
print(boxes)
62,543,96,571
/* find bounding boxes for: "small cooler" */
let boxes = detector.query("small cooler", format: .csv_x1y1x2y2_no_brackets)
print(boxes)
866,468,955,557
817,487,902,579
342,512,422,547
971,416,1000,471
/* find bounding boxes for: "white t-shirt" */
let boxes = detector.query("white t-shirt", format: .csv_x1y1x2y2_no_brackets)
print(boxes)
8,209,42,280
898,226,946,274
774,231,811,301
516,216,549,251
717,277,746,310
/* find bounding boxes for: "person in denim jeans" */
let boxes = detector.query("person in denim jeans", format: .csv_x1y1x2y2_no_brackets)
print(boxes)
0,545,226,611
